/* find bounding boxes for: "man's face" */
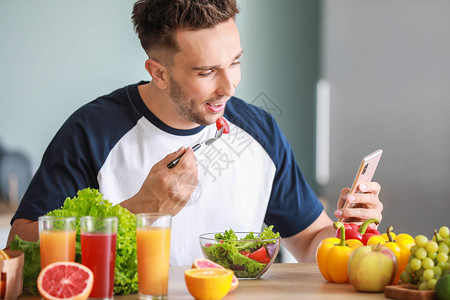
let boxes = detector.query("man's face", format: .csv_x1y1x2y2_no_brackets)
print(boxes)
166,18,243,126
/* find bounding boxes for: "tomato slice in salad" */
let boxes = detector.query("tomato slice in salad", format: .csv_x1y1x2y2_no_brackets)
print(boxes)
216,117,230,134
239,250,251,258
248,247,271,264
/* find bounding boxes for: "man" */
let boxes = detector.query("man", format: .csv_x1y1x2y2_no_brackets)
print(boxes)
8,0,382,265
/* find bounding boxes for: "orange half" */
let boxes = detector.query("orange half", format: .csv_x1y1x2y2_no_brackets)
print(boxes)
185,268,233,300
0,250,10,261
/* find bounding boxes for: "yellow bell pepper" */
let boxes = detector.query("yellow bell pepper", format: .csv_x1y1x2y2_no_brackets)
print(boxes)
381,231,396,241
316,222,363,283
367,234,387,246
383,226,414,284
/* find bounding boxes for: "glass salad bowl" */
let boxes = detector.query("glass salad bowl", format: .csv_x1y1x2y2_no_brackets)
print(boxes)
199,229,280,279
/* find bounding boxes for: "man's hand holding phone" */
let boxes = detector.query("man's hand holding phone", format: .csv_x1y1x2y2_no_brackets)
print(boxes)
335,182,383,224
334,149,384,224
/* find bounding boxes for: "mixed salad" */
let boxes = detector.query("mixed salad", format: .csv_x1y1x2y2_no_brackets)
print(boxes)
201,226,280,278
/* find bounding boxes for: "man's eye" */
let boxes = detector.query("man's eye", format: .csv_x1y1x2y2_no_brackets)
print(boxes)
231,61,241,66
199,71,213,77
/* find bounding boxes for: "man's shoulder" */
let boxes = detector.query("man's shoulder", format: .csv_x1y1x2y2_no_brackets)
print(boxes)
225,96,272,119
72,83,136,118
62,83,142,130
225,96,288,165
49,82,143,155
224,96,276,134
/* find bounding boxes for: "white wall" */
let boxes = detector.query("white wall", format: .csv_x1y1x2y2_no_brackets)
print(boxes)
0,0,147,168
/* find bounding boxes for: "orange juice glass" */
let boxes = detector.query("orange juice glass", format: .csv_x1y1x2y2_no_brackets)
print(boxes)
136,213,171,300
38,216,76,269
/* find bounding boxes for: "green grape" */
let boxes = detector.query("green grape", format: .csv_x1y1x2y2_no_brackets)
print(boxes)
405,263,414,274
438,244,449,254
416,247,427,259
415,235,429,247
437,253,449,263
427,278,437,289
405,227,450,289
422,257,435,269
445,237,450,246
434,266,443,277
423,269,434,280
437,261,449,270
439,226,450,238
426,241,439,253
410,258,422,270
428,252,437,260
400,271,412,283
419,281,429,290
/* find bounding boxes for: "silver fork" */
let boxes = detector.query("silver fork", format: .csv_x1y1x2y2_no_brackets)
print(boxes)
167,128,224,168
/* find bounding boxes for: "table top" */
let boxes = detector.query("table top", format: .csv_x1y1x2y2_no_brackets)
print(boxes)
20,263,388,300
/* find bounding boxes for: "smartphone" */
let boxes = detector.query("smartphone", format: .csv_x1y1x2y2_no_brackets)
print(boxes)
343,149,383,209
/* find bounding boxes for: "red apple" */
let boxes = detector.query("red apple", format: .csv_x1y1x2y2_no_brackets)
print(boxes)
348,244,398,292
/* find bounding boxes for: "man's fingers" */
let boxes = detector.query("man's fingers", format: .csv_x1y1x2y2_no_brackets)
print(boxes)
166,148,199,206
353,193,382,208
159,147,187,170
357,181,381,195
338,207,383,223
337,187,350,209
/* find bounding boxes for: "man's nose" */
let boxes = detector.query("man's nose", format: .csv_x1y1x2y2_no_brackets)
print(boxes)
216,70,235,97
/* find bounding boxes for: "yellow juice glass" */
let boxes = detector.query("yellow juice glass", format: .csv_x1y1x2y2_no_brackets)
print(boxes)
136,213,171,300
38,216,76,269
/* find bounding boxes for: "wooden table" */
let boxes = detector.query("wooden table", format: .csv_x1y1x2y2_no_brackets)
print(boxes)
20,263,389,299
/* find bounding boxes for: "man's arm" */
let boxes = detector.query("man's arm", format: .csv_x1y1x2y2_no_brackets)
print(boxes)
7,219,39,247
282,211,334,262
283,181,382,262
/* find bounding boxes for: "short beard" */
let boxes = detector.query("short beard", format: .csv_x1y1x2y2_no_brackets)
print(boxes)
168,75,212,126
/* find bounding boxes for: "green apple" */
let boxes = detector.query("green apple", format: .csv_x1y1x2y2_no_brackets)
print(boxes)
348,244,398,292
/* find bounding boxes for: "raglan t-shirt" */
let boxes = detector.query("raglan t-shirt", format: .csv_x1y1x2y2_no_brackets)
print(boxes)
12,81,323,266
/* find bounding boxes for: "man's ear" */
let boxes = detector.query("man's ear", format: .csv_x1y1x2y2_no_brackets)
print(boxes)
145,59,168,89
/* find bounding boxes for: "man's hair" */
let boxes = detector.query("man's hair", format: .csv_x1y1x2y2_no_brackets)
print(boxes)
132,0,239,58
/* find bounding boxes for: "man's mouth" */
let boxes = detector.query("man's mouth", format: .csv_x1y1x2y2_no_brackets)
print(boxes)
205,102,226,113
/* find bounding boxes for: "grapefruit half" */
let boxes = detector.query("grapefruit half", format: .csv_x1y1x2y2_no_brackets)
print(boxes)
192,258,239,292
37,261,94,300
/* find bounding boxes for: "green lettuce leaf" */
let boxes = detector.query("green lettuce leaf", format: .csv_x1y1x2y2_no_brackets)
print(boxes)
9,237,40,295
260,225,281,240
214,228,238,241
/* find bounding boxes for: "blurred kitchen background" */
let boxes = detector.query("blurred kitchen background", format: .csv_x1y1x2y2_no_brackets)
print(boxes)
0,0,449,261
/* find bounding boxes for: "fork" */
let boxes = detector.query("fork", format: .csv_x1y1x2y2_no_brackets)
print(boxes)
167,128,224,169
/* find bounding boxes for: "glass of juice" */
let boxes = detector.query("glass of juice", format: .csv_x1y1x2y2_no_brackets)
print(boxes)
136,213,172,300
38,216,76,269
80,216,118,300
